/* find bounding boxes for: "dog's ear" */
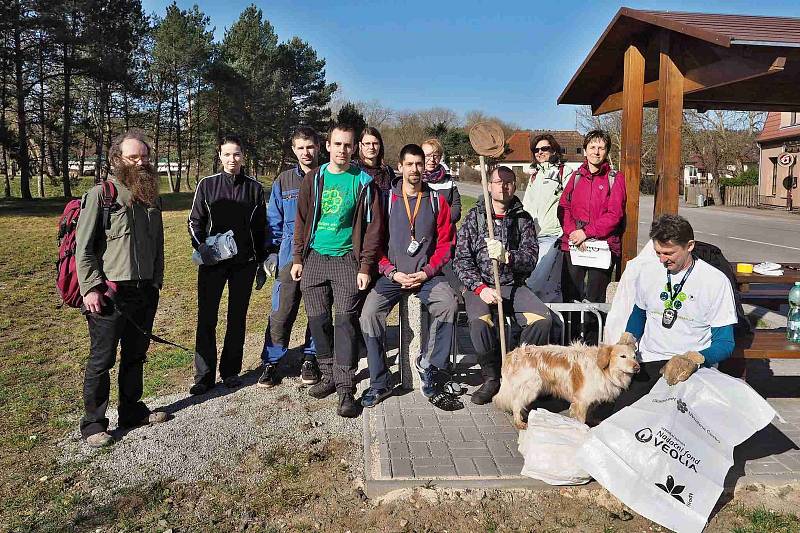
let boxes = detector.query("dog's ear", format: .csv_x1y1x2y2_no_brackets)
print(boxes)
597,346,612,369
618,332,637,346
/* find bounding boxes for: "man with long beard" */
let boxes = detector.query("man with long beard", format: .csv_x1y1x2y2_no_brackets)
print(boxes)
75,129,169,447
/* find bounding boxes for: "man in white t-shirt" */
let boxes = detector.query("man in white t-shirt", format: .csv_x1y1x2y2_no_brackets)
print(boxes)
614,214,737,411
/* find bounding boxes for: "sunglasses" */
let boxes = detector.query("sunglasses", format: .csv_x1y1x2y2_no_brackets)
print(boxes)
533,146,552,153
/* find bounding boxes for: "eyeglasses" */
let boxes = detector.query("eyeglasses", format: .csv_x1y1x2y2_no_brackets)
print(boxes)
489,180,515,187
123,154,150,163
533,146,552,153
361,142,380,147
424,153,442,160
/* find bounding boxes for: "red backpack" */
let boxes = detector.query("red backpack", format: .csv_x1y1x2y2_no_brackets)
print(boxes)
56,180,118,307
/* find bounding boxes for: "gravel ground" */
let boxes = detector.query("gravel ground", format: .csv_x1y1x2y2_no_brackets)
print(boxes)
58,326,370,498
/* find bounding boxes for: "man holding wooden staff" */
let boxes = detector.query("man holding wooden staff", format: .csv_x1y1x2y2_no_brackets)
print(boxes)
453,166,552,404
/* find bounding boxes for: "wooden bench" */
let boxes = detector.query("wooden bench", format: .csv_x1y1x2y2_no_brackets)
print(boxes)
733,329,800,359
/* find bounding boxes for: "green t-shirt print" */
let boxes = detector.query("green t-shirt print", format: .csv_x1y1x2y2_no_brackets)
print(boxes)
311,166,360,256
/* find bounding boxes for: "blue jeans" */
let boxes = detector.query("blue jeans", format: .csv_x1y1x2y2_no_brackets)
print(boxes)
526,234,563,303
360,277,457,390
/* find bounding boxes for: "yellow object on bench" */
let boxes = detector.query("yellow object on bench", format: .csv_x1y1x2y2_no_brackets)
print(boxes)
736,263,753,274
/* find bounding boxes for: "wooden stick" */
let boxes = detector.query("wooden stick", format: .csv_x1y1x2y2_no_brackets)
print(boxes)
478,155,507,357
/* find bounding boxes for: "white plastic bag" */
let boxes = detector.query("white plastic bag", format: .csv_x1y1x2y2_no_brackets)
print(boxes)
191,230,238,265
577,368,776,533
517,409,592,485
569,239,611,269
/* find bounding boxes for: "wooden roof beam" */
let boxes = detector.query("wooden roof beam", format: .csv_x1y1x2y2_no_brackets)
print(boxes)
593,55,786,115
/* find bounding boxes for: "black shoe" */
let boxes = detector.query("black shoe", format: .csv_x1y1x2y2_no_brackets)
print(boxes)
308,379,336,399
361,386,393,408
300,359,321,385
429,391,464,411
337,392,359,418
257,364,278,388
223,375,242,389
471,378,501,405
189,382,212,396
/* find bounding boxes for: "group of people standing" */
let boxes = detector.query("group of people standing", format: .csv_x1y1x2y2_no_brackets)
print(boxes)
73,123,630,446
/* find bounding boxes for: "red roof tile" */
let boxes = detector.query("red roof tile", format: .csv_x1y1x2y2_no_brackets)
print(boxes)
757,112,800,143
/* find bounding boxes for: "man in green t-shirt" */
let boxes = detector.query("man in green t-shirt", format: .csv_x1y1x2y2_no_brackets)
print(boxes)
291,123,385,418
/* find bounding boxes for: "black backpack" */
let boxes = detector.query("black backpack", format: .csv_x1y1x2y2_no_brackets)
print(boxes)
693,241,752,337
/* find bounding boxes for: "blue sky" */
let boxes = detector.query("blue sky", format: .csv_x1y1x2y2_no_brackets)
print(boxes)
142,0,800,131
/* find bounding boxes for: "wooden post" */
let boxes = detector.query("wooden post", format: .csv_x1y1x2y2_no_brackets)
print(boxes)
620,43,645,272
654,32,684,216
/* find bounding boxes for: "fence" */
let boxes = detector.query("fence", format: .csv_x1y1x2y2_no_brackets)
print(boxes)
685,184,715,206
724,185,759,207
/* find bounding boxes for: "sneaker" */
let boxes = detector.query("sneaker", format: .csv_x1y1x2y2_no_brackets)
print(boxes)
308,378,336,399
429,391,464,411
337,392,359,418
86,431,113,448
223,375,242,389
361,386,393,408
189,382,212,396
300,359,321,385
471,378,501,405
258,364,278,388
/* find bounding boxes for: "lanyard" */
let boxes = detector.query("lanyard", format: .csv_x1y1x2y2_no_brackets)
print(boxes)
665,261,695,308
402,188,422,240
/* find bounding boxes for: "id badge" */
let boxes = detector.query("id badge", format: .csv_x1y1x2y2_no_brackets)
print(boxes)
662,308,678,329
407,238,421,256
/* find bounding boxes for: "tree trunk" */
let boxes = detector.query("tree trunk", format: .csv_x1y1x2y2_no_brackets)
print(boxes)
166,90,175,191
173,82,182,192
2,147,9,198
79,134,87,175
153,76,164,164
195,78,201,185
13,3,32,199
185,82,193,190
60,10,74,197
38,32,46,197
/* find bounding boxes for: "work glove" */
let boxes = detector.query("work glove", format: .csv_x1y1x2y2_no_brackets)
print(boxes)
198,243,219,266
264,253,279,277
255,263,267,290
485,238,510,264
660,351,705,386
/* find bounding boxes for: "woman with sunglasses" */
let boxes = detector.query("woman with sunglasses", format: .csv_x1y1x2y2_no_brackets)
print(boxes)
522,133,570,303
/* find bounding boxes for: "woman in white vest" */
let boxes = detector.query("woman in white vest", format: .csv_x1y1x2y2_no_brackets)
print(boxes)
522,133,570,302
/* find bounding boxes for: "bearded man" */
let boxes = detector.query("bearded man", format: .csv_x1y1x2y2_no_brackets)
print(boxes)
75,129,170,447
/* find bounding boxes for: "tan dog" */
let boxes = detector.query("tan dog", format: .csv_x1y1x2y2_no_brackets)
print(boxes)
493,333,640,429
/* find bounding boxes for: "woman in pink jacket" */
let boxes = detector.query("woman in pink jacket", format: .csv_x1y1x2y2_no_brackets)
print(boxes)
558,129,627,345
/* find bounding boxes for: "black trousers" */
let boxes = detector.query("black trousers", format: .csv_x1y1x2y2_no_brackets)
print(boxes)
300,250,364,393
612,360,668,413
464,284,552,379
194,260,258,385
81,282,158,438
562,251,618,345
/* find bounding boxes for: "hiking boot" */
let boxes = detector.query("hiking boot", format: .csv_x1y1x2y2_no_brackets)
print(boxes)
189,382,212,396
258,364,278,388
337,392,359,418
361,386,393,408
308,378,336,399
86,431,113,448
420,366,440,399
300,359,321,385
429,391,464,411
223,375,242,389
471,378,501,405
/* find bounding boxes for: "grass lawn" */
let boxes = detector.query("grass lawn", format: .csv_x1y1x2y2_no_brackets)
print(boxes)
0,184,797,532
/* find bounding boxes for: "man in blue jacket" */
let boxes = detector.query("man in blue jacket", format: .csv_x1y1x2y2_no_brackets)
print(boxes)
615,214,737,411
257,128,322,388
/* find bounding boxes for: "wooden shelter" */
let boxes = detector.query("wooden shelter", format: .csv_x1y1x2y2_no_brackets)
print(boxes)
558,8,800,268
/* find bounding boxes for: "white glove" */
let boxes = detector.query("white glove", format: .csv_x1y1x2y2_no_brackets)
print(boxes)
485,238,509,264
264,253,279,277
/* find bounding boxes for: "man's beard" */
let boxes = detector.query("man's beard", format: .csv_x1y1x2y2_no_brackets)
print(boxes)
115,163,160,207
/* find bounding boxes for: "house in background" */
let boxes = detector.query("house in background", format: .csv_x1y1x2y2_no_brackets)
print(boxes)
682,146,758,187
757,111,800,209
496,130,585,177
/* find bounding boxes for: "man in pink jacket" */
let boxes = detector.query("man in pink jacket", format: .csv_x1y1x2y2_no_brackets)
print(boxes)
558,129,627,345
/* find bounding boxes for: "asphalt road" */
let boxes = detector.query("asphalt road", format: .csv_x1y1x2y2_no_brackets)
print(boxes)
456,181,800,263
